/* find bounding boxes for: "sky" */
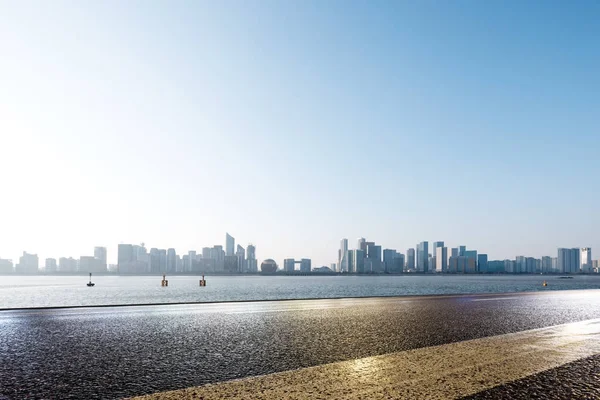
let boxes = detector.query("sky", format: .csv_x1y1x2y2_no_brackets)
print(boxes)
0,0,599,267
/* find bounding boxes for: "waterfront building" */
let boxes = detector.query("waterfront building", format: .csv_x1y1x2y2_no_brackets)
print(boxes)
339,239,349,272
406,248,415,270
515,256,526,274
432,242,444,263
417,241,429,272
44,258,57,272
226,233,235,256
367,243,382,273
558,248,580,273
436,247,448,272
284,258,295,272
526,257,536,274
117,244,133,273
236,245,246,273
224,255,238,273
393,253,405,273
16,252,39,274
552,257,558,272
247,244,257,273
458,246,466,256
94,247,107,270
167,248,177,273
0,258,13,273
477,254,488,273
330,263,337,272
300,258,311,273
352,250,365,273
59,257,78,272
383,249,397,273
541,256,553,273
358,238,366,252
581,248,592,273
593,260,599,272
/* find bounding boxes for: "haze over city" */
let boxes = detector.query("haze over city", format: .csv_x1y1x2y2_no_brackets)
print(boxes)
1,1,599,267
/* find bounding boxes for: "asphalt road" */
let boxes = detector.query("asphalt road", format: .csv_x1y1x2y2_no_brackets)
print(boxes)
2,290,600,399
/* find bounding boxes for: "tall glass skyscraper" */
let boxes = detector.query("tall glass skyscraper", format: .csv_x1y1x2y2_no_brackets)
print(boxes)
339,238,348,272
417,241,429,272
226,233,235,256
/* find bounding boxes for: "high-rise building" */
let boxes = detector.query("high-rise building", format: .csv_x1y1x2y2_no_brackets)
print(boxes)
352,249,365,273
525,257,536,274
118,244,134,273
212,246,225,271
16,252,39,274
477,254,488,273
458,246,466,256
246,244,257,273
406,248,415,270
593,260,599,272
330,263,337,272
300,259,311,273
541,256,552,273
167,248,177,273
0,258,13,274
158,249,167,273
558,248,580,274
581,248,592,273
383,249,397,273
435,247,448,272
417,241,429,272
552,257,558,272
59,257,78,272
187,251,197,272
94,247,107,270
224,255,238,272
358,238,366,252
226,233,235,256
366,244,382,272
44,258,57,272
339,239,349,272
284,259,295,273
393,252,405,273
432,242,444,260
515,256,526,273
236,245,246,273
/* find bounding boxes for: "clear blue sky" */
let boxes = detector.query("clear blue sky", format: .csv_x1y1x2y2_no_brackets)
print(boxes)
1,0,598,266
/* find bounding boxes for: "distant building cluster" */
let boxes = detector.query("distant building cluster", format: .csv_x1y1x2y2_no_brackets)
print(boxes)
331,239,597,275
0,248,107,274
0,235,597,275
117,233,257,274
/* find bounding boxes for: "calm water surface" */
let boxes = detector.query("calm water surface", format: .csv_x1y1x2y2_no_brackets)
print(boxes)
2,275,600,309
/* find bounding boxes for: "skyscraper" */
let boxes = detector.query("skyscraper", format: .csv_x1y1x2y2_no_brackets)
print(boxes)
284,259,295,272
358,238,366,252
383,249,397,273
236,245,246,273
557,248,580,274
432,242,444,260
117,244,134,273
352,249,365,273
300,259,311,273
406,248,415,270
94,247,107,269
45,258,57,272
435,247,448,272
226,233,235,256
477,254,488,273
339,239,349,272
167,248,177,273
458,246,466,257
246,244,257,273
16,252,39,274
581,248,592,273
417,241,429,272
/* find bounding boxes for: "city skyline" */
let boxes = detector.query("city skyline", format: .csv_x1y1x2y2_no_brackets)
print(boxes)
1,2,599,270
1,231,597,275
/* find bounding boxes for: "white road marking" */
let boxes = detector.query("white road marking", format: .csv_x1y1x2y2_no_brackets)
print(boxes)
131,318,600,400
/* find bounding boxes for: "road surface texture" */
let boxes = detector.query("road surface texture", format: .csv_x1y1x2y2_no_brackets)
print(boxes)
2,290,600,399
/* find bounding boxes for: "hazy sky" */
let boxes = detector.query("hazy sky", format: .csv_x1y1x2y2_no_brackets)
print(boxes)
1,1,599,266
